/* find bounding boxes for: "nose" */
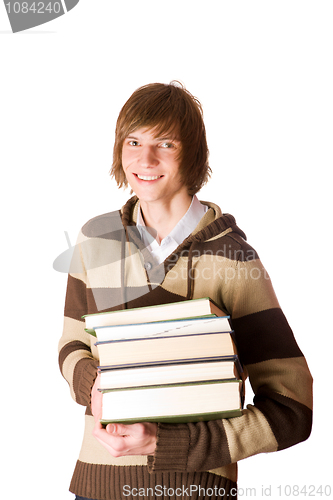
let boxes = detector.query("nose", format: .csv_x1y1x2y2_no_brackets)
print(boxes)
139,145,159,168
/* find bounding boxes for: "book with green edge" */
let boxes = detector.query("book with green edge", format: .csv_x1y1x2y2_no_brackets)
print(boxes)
83,297,224,334
100,410,242,425
99,379,243,425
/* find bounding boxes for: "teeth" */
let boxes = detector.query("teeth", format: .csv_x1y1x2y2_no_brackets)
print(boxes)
137,174,162,180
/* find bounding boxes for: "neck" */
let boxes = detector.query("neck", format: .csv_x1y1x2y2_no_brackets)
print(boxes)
140,194,192,242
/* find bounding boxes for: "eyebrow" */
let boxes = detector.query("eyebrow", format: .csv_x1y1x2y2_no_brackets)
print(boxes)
125,135,179,142
155,136,179,142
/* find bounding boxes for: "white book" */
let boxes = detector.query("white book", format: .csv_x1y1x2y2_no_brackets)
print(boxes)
93,315,231,342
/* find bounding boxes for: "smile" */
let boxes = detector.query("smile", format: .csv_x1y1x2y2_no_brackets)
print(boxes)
136,174,163,181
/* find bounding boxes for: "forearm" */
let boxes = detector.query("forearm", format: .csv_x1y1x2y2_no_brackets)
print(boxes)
59,264,99,407
59,316,99,406
149,367,312,473
149,271,313,472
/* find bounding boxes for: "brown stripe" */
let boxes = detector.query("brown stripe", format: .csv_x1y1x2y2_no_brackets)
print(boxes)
89,286,151,314
190,212,247,244
64,274,87,321
85,405,93,417
73,357,98,407
70,461,237,500
192,234,258,262
232,308,303,365
149,423,190,471
164,234,258,275
58,340,91,372
125,286,188,310
186,420,231,470
87,285,189,315
254,389,312,450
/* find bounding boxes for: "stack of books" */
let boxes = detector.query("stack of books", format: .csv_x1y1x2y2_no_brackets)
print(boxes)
84,297,244,424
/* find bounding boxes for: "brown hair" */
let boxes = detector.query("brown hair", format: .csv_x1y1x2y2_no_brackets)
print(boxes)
110,82,211,195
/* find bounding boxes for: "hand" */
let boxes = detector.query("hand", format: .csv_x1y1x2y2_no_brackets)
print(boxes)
93,420,158,457
91,372,102,421
90,373,157,457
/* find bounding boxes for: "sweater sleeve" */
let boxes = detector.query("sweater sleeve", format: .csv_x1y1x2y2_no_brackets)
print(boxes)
58,231,98,408
148,257,313,472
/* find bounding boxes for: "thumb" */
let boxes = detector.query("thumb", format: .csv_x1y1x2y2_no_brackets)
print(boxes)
106,423,130,436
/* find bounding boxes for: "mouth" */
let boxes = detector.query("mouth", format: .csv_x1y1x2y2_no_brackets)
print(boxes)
135,174,164,181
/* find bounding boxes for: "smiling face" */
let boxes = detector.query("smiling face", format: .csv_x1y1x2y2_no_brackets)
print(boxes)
122,127,190,208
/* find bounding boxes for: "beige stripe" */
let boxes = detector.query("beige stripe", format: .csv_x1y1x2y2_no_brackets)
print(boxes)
131,200,140,223
161,255,279,318
78,416,238,480
67,230,89,278
193,205,220,233
204,227,233,242
224,259,279,317
247,357,313,410
69,268,87,283
79,414,148,466
208,463,238,483
199,256,278,318
161,256,189,297
85,245,148,289
87,259,121,289
59,316,89,351
223,406,278,463
59,317,100,367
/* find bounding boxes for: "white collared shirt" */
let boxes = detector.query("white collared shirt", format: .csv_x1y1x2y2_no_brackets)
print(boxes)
136,195,208,264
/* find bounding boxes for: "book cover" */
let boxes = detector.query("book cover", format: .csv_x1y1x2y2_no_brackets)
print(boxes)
83,297,224,333
92,315,232,341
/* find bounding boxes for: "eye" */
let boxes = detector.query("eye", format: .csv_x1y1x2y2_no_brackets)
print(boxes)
160,141,174,149
128,140,140,147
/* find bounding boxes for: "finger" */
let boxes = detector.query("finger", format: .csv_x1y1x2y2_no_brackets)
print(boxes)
93,422,133,456
106,423,132,436
91,378,103,422
93,434,120,456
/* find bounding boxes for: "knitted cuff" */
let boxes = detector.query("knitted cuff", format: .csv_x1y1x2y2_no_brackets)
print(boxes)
74,357,99,406
147,423,190,472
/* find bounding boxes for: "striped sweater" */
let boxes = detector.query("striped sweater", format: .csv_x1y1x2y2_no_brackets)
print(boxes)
59,196,313,500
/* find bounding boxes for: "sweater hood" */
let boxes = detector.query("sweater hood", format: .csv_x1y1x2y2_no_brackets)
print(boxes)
121,196,248,303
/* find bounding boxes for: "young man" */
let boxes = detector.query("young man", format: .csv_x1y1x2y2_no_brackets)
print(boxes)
59,82,313,500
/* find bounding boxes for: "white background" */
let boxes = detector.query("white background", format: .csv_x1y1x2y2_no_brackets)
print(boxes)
1,1,332,499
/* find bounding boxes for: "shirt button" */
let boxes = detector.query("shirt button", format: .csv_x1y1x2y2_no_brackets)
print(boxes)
144,262,152,271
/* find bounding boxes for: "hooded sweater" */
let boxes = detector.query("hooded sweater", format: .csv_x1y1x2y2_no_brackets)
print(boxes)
59,196,313,500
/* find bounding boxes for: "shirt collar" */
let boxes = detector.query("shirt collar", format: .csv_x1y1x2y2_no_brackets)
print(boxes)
136,195,208,248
